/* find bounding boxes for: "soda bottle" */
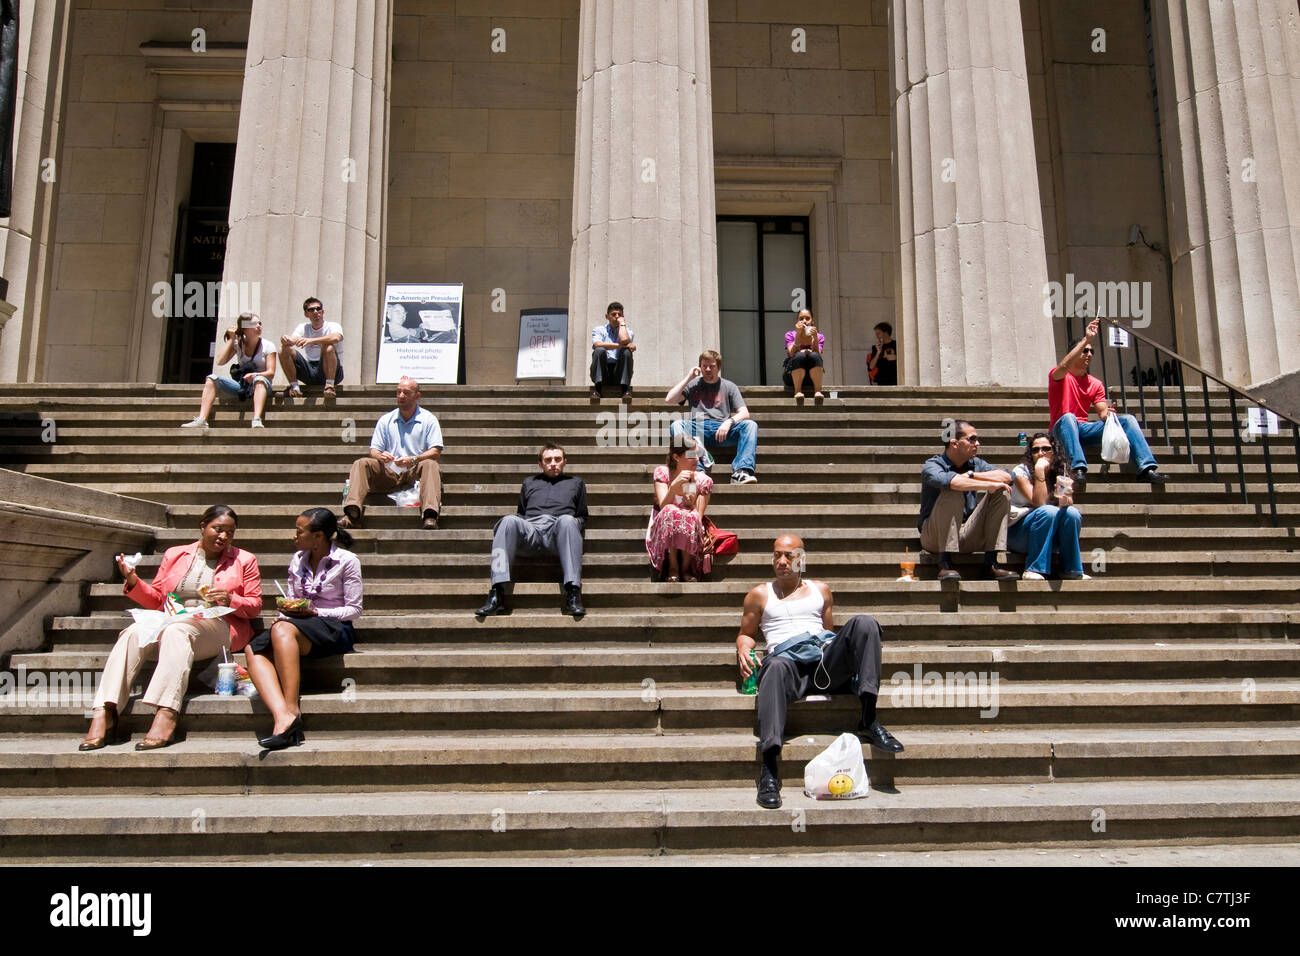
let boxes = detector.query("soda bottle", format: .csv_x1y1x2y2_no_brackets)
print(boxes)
739,649,760,695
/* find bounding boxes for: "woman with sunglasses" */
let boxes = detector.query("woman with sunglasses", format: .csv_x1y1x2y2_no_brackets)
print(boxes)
1008,432,1090,580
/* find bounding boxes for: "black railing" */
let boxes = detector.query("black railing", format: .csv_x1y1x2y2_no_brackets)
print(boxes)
1065,316,1299,526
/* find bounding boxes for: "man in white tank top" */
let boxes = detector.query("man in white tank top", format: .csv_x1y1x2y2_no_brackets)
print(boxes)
736,534,903,810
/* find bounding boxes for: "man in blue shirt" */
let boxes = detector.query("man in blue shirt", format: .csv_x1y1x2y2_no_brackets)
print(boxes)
341,376,444,530
590,301,635,398
918,420,1018,581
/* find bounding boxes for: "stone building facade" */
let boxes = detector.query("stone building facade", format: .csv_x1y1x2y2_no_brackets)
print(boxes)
0,0,1297,390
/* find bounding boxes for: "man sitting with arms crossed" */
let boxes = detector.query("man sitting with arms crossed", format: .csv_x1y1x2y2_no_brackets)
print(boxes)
476,443,588,618
736,534,903,810
1050,317,1168,487
919,420,1020,581
340,376,443,531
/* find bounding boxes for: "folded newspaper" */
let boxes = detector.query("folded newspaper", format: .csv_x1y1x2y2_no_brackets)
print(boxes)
129,604,236,649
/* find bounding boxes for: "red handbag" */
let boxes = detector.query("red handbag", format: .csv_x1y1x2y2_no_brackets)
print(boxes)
702,517,739,556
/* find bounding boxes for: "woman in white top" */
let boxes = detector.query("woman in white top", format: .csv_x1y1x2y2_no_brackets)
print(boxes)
1007,432,1089,580
181,313,276,429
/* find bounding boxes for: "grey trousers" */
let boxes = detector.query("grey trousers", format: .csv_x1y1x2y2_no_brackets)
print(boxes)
489,513,584,587
755,614,883,753
919,487,1009,555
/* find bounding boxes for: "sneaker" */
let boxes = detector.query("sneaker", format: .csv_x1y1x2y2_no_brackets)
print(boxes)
250,419,264,429
730,471,758,485
180,419,208,429
1022,570,1046,581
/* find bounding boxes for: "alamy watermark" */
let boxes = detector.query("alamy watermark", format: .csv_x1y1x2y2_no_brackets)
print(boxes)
1043,273,1151,328
151,274,261,320
0,667,100,709
889,664,1000,718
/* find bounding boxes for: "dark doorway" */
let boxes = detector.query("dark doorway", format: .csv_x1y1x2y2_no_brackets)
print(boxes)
162,142,236,383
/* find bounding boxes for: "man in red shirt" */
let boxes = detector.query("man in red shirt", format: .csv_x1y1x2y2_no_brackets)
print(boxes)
1049,318,1167,486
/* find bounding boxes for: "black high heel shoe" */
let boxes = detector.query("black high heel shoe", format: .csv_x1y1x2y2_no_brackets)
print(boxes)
258,715,304,750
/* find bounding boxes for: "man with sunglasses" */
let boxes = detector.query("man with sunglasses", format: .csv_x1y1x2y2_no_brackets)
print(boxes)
919,421,1019,581
280,296,344,397
1049,318,1168,486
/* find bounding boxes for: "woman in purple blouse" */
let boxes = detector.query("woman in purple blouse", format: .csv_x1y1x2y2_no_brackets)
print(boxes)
783,308,825,401
246,507,363,750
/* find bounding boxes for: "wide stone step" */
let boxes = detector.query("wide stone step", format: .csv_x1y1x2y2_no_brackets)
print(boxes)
3,679,1297,734
78,576,1300,614
14,640,1300,687
2,726,1298,795
1,778,1296,859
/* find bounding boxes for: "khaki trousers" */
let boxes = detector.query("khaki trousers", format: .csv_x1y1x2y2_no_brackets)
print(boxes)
345,457,443,516
93,616,231,712
920,487,1010,555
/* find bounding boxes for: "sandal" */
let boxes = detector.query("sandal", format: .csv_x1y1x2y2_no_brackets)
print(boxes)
666,574,680,583
323,385,337,397
284,383,303,399
78,708,122,751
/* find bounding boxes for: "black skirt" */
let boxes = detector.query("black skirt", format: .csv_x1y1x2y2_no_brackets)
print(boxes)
247,615,356,659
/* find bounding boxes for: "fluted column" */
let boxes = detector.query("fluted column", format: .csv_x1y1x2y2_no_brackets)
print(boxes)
891,0,1055,386
1152,0,1300,385
0,1,70,381
568,0,719,385
221,0,389,382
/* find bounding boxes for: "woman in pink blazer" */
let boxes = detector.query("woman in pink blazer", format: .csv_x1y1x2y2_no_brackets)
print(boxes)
80,504,262,751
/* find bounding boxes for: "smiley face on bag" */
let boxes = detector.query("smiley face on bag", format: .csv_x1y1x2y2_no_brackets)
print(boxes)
828,773,854,795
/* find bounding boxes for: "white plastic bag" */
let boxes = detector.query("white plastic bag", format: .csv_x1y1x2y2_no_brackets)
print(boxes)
388,480,420,507
803,732,870,800
1101,412,1130,464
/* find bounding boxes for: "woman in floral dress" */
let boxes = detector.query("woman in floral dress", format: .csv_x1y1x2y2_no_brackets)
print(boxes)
647,440,714,581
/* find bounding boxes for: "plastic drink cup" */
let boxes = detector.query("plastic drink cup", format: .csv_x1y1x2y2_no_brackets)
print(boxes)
1055,475,1074,498
217,662,237,696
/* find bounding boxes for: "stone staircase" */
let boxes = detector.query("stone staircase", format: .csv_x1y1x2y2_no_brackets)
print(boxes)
0,383,1297,862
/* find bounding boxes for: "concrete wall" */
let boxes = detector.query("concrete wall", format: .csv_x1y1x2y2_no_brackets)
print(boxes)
709,0,890,386
44,1,251,383
387,0,578,385
0,469,163,658
1031,0,1175,389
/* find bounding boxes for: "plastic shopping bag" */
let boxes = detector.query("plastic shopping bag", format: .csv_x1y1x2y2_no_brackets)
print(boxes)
388,480,420,507
1101,413,1131,464
803,732,870,800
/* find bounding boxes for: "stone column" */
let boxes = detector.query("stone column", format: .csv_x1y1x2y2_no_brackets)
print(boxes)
1152,0,1300,386
890,0,1056,386
0,1,71,382
568,0,719,386
221,0,389,382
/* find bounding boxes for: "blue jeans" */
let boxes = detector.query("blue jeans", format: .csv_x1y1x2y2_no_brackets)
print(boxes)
1007,505,1083,575
669,417,758,475
210,373,273,401
1052,413,1157,473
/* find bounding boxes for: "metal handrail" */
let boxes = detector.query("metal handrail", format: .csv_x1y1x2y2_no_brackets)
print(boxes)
1065,315,1297,526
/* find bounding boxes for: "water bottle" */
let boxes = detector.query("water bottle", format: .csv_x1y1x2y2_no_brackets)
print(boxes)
341,480,349,506
739,650,760,695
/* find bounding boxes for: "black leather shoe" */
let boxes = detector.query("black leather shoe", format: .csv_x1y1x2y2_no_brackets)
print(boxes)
1138,468,1169,484
564,584,586,618
756,767,782,809
258,716,304,751
476,585,510,617
1070,467,1088,486
857,719,904,753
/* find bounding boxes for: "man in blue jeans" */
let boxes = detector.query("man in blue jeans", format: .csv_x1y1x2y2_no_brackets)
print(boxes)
666,349,758,484
1049,318,1168,486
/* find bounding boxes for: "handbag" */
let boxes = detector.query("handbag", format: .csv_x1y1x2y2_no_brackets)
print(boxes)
701,516,739,557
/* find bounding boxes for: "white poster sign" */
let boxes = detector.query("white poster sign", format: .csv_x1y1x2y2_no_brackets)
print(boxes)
1247,407,1280,438
1108,326,1129,348
377,283,463,384
516,308,568,380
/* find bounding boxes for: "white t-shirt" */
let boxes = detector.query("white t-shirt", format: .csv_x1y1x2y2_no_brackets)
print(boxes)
290,320,344,362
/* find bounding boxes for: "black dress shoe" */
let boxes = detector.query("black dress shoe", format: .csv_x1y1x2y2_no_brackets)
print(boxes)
1070,467,1088,486
1138,468,1169,484
756,766,783,809
476,585,510,617
938,567,961,582
564,584,586,618
258,716,304,751
857,719,904,753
